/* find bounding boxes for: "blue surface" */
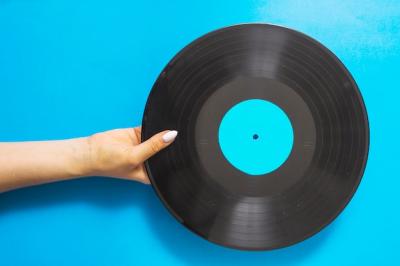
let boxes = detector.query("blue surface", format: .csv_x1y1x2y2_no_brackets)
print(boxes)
218,99,293,175
0,0,399,265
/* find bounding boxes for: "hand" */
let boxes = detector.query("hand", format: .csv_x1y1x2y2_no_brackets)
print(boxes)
86,127,178,184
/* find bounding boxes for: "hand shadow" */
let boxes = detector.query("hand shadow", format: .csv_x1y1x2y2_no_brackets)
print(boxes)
0,177,146,213
0,177,336,266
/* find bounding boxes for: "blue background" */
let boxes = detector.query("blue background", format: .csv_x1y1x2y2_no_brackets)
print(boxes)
0,0,399,265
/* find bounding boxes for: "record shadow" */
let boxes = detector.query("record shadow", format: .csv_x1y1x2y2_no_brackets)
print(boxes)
141,189,337,266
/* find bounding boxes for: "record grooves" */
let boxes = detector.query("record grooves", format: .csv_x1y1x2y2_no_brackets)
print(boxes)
142,24,369,250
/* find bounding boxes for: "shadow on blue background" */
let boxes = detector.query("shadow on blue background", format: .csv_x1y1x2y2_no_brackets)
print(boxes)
1,0,399,265
0,178,334,265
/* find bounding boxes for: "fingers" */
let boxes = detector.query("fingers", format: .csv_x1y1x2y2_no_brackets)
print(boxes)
132,130,178,163
133,127,142,140
134,164,151,185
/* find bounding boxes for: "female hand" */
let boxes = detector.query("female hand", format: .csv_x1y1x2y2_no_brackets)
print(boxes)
87,127,177,184
0,127,178,192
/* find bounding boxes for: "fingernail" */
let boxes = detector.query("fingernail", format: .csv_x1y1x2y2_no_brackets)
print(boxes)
162,130,178,143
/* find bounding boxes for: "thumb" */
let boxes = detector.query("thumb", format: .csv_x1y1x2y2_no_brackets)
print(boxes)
133,130,178,163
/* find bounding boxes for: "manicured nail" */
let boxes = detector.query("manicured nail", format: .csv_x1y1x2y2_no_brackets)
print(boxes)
162,130,178,143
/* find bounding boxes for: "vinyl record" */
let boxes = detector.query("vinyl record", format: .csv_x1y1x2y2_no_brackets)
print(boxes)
142,24,369,250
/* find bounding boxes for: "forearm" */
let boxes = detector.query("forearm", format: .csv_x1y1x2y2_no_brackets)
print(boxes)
0,138,93,192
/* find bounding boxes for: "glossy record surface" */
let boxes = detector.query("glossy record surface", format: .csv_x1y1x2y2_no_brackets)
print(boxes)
142,24,369,250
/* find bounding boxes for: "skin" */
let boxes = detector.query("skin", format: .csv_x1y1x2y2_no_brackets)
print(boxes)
0,127,176,193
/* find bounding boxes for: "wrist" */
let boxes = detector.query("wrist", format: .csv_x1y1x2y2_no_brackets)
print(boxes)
68,137,96,177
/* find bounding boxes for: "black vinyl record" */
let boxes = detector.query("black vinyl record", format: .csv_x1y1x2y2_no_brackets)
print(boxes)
142,24,369,250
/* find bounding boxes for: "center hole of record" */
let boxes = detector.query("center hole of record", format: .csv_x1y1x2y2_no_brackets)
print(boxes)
218,99,294,175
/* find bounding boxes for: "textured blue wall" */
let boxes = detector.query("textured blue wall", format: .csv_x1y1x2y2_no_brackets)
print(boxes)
0,0,399,265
